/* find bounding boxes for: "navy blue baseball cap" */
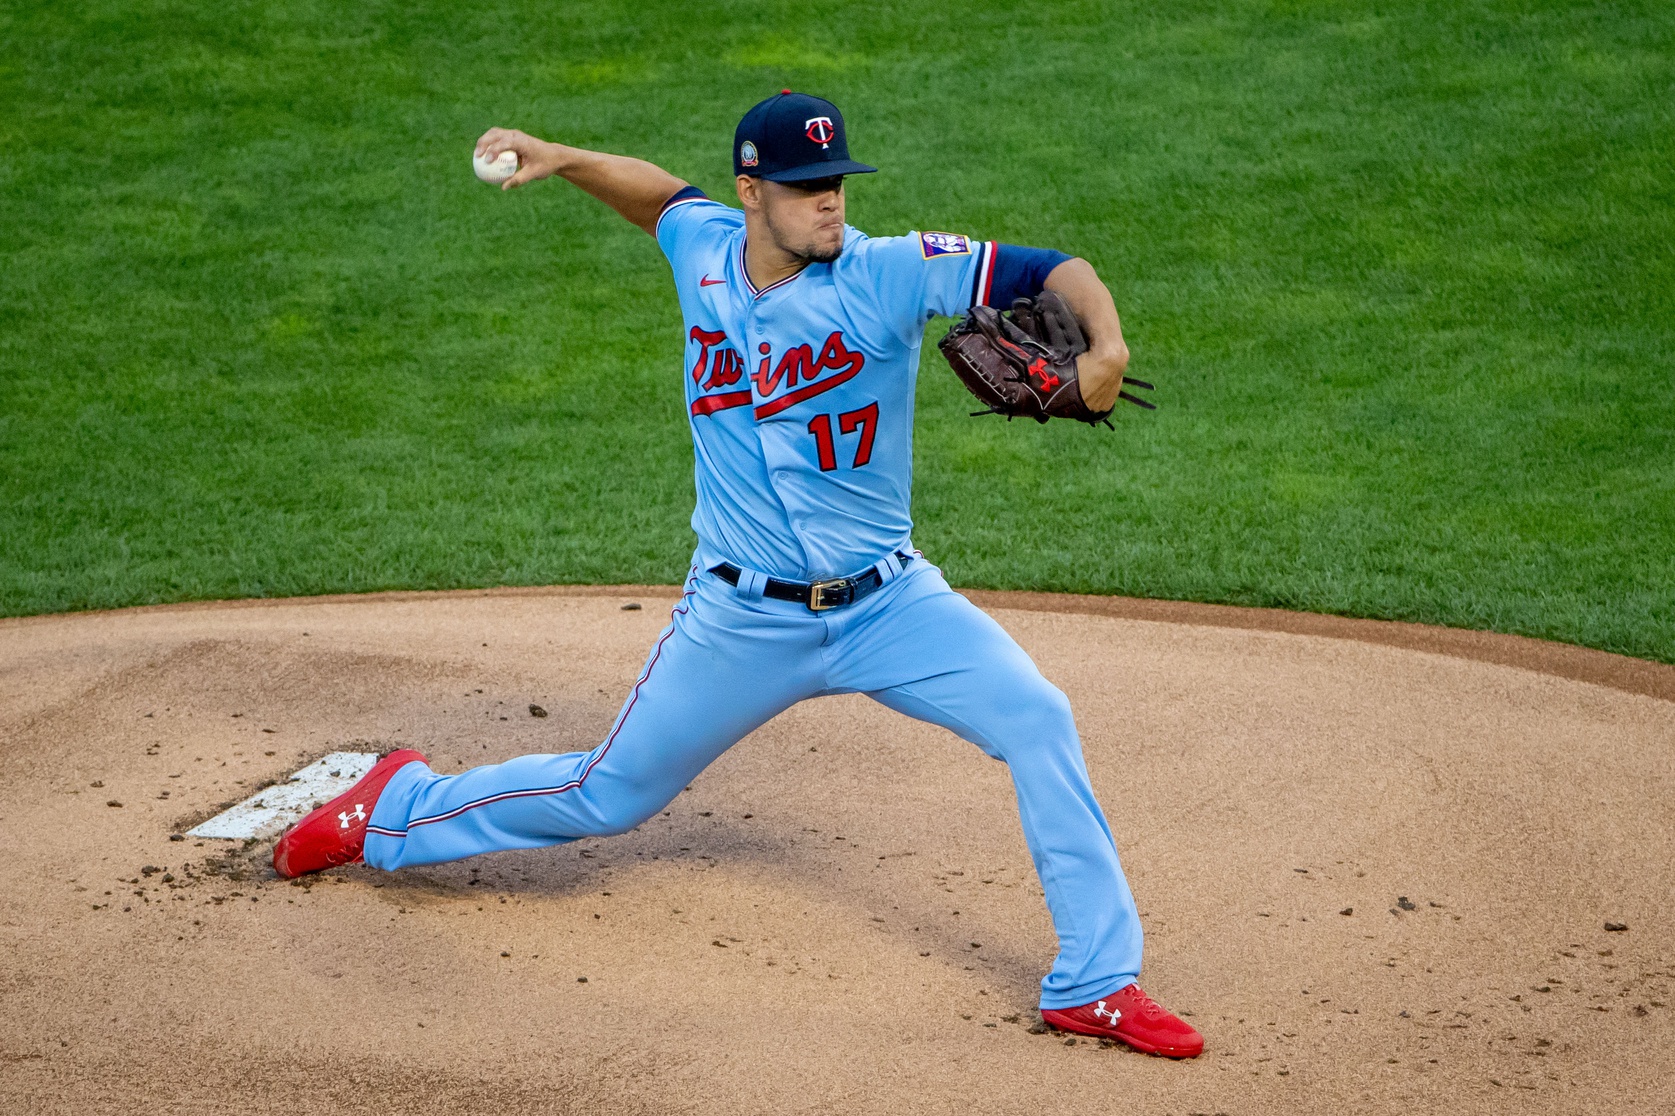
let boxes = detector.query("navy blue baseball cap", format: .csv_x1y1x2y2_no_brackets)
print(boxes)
733,91,877,182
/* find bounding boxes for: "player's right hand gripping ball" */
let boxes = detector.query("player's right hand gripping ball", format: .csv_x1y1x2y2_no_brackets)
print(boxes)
938,290,1154,426
473,148,519,184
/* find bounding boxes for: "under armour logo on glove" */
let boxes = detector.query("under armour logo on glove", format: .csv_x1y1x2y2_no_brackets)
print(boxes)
1091,1001,1122,1027
338,804,366,829
1026,356,1061,392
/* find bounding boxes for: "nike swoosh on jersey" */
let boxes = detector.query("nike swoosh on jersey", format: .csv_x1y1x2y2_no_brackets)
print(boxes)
699,275,726,286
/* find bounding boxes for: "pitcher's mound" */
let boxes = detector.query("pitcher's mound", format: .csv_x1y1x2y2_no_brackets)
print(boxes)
1,588,1670,1115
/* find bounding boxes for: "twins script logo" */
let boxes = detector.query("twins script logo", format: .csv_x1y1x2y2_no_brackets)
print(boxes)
338,804,366,829
804,116,834,147
687,328,867,419
689,327,750,417
751,331,864,418
689,328,744,391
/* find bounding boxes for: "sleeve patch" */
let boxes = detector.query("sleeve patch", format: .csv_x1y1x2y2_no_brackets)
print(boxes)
919,231,972,258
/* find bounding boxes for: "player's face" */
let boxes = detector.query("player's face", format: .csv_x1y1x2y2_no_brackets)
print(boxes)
749,176,847,264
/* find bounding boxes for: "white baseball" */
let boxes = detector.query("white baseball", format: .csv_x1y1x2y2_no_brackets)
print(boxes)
473,148,519,185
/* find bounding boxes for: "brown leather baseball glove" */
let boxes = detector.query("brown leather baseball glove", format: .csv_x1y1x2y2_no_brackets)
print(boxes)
937,290,1153,426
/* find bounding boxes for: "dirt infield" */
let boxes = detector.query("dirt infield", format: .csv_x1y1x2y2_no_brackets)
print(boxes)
2,586,1671,1115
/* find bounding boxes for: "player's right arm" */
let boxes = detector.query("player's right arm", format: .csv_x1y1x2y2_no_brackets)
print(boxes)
475,128,687,234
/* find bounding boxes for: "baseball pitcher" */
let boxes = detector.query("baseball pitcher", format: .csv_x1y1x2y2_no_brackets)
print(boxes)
274,91,1200,1058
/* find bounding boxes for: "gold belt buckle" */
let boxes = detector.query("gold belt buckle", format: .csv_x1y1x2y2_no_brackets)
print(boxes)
807,576,850,611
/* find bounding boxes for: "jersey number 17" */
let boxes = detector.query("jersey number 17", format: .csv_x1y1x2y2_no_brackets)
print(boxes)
807,402,878,472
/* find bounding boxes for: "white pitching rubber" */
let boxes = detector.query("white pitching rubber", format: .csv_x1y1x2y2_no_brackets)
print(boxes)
187,752,380,840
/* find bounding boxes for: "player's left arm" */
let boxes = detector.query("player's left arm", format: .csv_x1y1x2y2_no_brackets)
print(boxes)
1043,258,1131,413
863,236,1131,412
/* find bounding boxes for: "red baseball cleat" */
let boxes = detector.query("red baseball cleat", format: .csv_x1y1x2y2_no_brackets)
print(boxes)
1040,983,1204,1058
272,749,428,879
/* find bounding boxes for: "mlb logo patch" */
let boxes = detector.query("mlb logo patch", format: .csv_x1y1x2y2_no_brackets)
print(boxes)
919,231,971,258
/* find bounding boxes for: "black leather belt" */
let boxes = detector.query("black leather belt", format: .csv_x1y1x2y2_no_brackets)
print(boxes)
709,552,915,612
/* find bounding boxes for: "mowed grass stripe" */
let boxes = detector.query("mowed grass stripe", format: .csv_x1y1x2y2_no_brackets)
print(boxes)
2,1,1671,660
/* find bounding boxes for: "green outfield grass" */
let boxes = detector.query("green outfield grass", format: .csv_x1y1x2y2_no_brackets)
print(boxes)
3,1,1672,660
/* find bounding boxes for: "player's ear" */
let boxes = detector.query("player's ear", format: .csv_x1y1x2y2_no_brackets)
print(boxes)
736,174,762,211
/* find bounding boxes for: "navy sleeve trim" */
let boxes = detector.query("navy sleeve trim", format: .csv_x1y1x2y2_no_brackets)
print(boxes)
660,184,708,209
654,185,713,234
984,243,1073,307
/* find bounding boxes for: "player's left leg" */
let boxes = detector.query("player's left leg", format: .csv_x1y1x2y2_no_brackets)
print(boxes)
825,561,1142,1011
358,570,827,871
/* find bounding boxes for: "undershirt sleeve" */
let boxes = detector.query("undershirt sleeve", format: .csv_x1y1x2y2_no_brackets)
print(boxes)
660,184,708,209
986,243,1073,307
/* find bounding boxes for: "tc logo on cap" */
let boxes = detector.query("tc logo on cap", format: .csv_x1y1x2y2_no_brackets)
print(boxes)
732,92,875,180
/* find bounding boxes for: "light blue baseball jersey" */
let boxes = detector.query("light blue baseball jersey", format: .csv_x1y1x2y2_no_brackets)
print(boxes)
656,191,1005,581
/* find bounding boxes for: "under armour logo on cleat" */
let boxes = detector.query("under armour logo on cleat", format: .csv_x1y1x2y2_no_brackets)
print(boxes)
338,804,366,828
1091,1001,1122,1027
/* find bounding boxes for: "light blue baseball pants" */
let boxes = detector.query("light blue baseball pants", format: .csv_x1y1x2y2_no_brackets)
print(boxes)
364,555,1143,1008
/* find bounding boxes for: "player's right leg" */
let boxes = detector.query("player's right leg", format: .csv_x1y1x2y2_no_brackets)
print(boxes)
358,571,825,871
